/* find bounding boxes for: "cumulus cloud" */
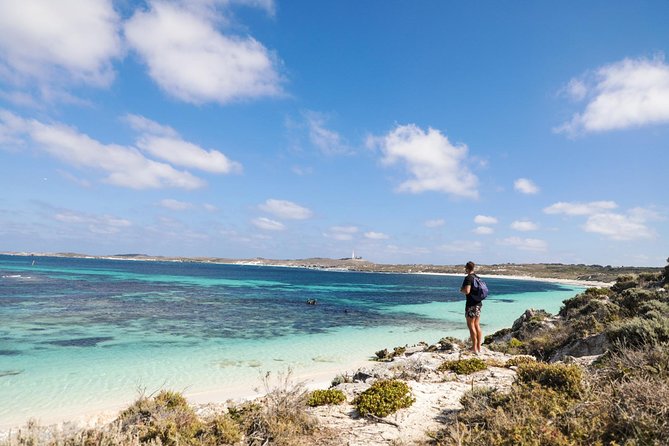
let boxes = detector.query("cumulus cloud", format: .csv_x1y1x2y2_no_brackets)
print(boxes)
160,199,193,211
514,178,539,195
439,240,482,253
304,111,351,155
474,215,498,225
473,226,494,235
325,225,358,241
499,237,548,252
124,1,282,104
511,220,539,231
424,218,445,228
556,56,669,134
584,211,655,240
364,231,389,240
0,0,122,87
126,114,242,174
54,209,131,235
0,110,213,189
259,199,313,220
251,217,284,231
544,201,618,216
368,124,478,198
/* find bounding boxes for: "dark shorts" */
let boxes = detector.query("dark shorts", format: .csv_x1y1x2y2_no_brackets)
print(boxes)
465,304,482,319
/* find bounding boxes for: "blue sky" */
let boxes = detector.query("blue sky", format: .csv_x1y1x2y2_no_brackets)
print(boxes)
1,0,668,266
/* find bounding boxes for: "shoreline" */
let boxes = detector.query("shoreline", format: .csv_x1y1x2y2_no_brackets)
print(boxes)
0,254,610,435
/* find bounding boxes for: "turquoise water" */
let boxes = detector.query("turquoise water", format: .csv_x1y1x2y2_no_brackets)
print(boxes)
0,255,583,428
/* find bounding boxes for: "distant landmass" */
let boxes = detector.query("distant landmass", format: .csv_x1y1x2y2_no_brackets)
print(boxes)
2,251,662,283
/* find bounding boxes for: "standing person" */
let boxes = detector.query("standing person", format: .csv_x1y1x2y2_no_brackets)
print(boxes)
461,261,483,354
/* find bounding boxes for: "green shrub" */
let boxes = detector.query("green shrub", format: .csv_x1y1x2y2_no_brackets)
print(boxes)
118,390,204,445
437,358,487,375
354,380,415,417
584,287,611,297
202,414,242,445
607,316,669,349
516,362,583,398
504,355,536,368
508,337,523,349
306,389,346,407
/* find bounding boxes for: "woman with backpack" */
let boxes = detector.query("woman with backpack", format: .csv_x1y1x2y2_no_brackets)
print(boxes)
460,261,486,354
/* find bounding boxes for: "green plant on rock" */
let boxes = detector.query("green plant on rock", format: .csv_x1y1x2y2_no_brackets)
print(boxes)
515,362,583,398
437,358,487,375
306,389,346,407
508,337,523,349
202,413,242,445
607,316,669,349
354,379,415,417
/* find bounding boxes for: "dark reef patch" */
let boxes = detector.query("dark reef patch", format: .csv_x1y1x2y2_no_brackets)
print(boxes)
44,336,114,347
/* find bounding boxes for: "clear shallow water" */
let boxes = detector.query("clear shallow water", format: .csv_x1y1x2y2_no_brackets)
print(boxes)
0,255,583,427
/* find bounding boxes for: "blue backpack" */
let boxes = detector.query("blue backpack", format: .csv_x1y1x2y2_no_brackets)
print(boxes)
470,275,489,302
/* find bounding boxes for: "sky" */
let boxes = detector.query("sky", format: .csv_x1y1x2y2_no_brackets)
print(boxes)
0,0,668,267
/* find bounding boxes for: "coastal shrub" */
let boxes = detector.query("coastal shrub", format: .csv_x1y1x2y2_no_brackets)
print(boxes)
508,337,523,349
306,389,346,407
515,362,583,398
638,299,669,320
484,327,512,344
607,316,669,349
238,371,316,446
354,379,415,417
118,390,203,445
598,342,669,381
437,358,487,375
504,355,536,368
202,414,242,445
438,383,576,446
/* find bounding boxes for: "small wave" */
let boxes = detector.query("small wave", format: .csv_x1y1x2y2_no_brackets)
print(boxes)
2,274,31,279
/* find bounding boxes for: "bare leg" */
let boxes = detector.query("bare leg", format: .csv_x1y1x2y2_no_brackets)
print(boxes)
466,316,478,353
474,317,483,353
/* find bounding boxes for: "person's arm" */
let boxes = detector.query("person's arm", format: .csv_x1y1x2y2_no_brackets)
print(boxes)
461,276,471,295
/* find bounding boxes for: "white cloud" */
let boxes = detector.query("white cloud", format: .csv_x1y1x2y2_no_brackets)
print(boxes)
124,1,282,104
325,225,358,241
439,240,482,253
514,178,539,195
1,110,205,189
127,114,242,174
499,237,548,252
557,56,669,134
544,201,618,216
563,79,587,101
424,218,445,228
0,0,122,87
259,199,313,220
511,220,539,231
251,217,284,231
474,215,498,225
364,231,389,240
203,203,218,212
584,212,654,241
54,209,131,235
304,111,351,155
160,199,193,211
368,124,478,198
473,226,494,235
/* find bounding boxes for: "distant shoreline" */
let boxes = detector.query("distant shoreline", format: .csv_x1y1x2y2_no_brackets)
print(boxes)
2,251,661,284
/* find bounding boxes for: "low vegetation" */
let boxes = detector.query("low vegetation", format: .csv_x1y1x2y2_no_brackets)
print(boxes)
437,358,487,375
434,259,669,445
306,389,346,407
353,379,415,418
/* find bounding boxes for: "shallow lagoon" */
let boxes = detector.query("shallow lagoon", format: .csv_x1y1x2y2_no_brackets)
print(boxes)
0,255,583,428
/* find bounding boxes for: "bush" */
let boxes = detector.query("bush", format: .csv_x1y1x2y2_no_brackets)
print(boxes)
607,316,669,349
504,355,536,368
354,379,415,417
437,358,487,375
118,390,204,445
515,362,583,398
306,389,346,407
202,414,242,445
508,337,523,349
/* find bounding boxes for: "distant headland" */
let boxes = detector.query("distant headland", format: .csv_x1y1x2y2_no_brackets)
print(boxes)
2,251,662,283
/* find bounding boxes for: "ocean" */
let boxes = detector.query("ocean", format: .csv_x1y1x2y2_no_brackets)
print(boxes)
0,255,583,428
